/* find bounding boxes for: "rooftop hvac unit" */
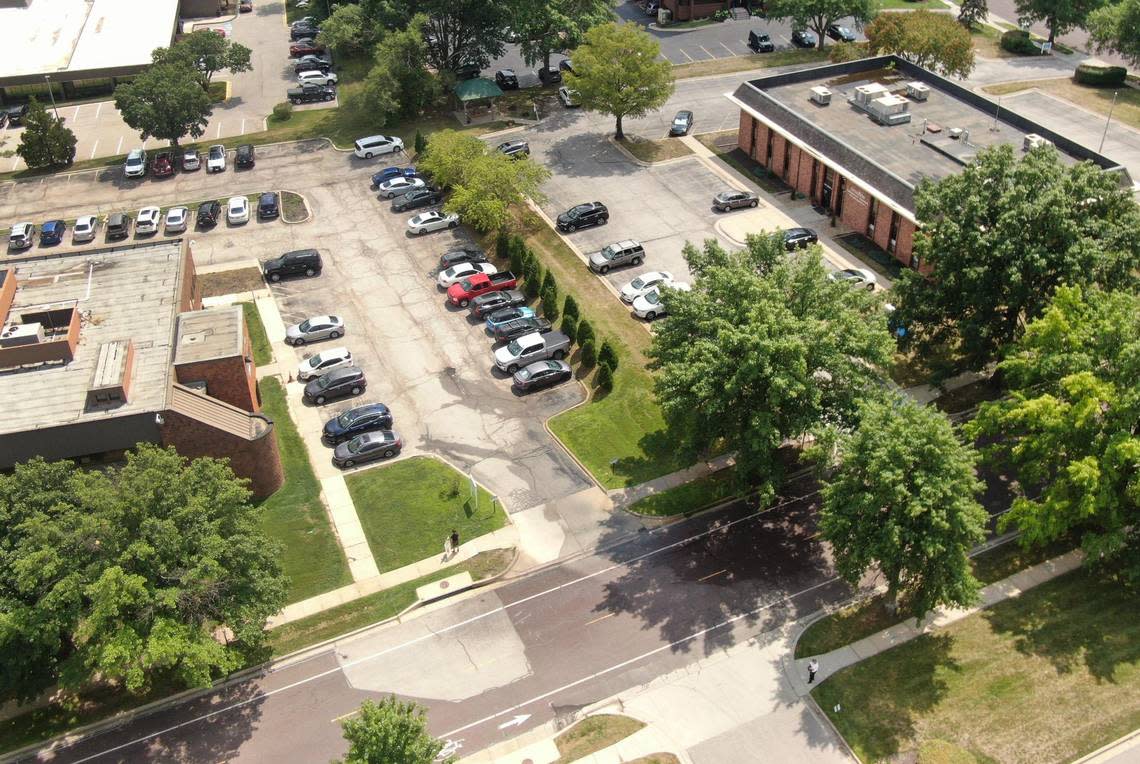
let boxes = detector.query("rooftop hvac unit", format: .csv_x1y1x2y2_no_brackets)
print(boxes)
810,86,832,105
0,323,45,347
905,81,930,101
868,94,911,125
853,83,890,107
1024,133,1054,151
948,127,964,139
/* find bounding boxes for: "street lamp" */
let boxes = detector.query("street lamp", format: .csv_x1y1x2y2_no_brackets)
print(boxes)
43,74,60,120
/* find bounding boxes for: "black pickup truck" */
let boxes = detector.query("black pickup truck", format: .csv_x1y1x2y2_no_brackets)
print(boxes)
288,84,336,105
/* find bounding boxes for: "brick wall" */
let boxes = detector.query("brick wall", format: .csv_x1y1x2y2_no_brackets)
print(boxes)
738,112,754,155
160,410,283,498
897,218,918,268
664,0,726,20
174,354,258,412
179,242,201,312
840,182,872,234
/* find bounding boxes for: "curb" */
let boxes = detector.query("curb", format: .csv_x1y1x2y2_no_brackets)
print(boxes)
607,135,697,169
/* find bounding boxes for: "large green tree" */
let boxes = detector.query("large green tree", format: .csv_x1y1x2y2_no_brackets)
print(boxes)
317,4,382,57
15,98,77,169
352,15,440,123
766,0,875,49
114,62,212,152
1087,0,1140,65
416,129,490,188
967,286,1140,584
152,30,252,90
1015,0,1104,43
414,0,511,72
864,10,976,77
892,144,1140,375
564,22,674,140
337,697,447,764
512,0,614,71
817,397,988,619
648,235,893,498
958,0,990,27
0,445,286,705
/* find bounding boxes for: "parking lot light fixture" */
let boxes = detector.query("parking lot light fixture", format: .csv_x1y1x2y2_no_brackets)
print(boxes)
44,74,61,120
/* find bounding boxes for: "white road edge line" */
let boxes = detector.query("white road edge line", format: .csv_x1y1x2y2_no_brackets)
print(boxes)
59,492,821,762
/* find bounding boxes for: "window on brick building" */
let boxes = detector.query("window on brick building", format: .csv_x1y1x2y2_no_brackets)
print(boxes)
765,130,773,165
888,211,900,254
750,118,758,159
867,198,879,236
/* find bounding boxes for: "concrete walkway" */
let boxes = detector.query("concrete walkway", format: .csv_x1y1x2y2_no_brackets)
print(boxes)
610,452,736,509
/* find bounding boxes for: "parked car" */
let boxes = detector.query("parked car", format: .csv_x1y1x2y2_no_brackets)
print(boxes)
632,283,691,320
409,211,459,235
470,288,525,318
713,190,760,211
3,104,29,127
492,316,553,343
286,314,344,346
290,24,319,40
454,62,481,80
439,247,487,269
783,227,818,250
558,86,580,108
437,261,496,289
258,192,280,219
165,206,190,233
239,0,253,12
235,144,255,169
297,70,338,86
322,402,394,445
106,212,131,241
182,149,201,171
290,40,325,57
152,151,174,177
645,1,660,15
371,166,416,187
332,430,402,468
72,215,98,243
494,69,520,89
485,306,535,332
539,66,563,84
494,331,570,374
303,366,365,405
8,222,34,250
556,202,608,232
497,140,530,159
297,346,354,381
513,360,573,393
669,110,694,136
791,29,817,47
354,135,404,158
377,176,425,198
446,271,517,306
288,83,336,104
588,239,645,274
123,148,147,178
135,206,161,235
39,220,65,246
826,24,856,42
291,16,318,28
294,54,332,74
392,188,443,212
227,196,250,224
559,58,574,74
207,144,226,172
264,248,322,281
829,267,878,290
620,271,674,303
197,200,222,228
748,30,776,52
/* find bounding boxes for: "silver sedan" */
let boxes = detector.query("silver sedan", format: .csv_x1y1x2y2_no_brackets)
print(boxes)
713,190,760,212
285,314,345,346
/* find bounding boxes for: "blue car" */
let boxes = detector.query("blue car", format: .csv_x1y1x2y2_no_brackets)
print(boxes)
371,166,417,188
39,220,66,246
485,305,535,331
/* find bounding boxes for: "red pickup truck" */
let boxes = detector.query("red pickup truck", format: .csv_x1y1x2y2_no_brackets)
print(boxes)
447,271,518,307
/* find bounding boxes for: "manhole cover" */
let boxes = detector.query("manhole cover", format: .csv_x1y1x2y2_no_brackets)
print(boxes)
439,580,450,590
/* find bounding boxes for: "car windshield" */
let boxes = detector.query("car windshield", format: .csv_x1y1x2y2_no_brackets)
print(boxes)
631,277,647,289
299,319,313,332
303,355,321,369
458,279,473,291
316,374,335,389
569,206,587,217
644,291,661,305
346,436,366,454
506,339,523,355
210,147,223,158
600,246,615,260
516,368,532,380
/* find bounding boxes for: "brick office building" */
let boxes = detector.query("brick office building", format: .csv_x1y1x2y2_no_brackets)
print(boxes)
728,55,1132,270
0,240,283,497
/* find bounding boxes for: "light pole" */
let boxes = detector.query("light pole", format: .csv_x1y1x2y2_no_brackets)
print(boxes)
43,74,60,120
1098,91,1118,153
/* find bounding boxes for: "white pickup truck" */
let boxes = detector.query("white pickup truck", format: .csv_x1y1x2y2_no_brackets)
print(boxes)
493,331,571,374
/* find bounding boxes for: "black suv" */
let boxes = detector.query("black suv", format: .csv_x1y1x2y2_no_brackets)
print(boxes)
258,192,280,219
304,367,366,405
783,227,819,250
197,200,222,228
538,66,562,84
106,212,131,241
288,84,336,104
497,140,530,160
264,248,322,282
3,104,29,127
557,202,608,232
235,144,255,169
454,62,481,80
494,69,519,89
322,403,394,444
748,30,775,52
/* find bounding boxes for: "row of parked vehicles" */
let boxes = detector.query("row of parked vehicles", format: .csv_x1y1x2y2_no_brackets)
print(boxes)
286,18,341,105
123,143,255,180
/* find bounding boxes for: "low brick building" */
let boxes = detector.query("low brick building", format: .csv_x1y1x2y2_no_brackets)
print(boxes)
728,55,1131,270
0,240,282,497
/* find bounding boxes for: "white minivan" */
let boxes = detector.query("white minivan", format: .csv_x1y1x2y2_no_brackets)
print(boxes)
353,135,404,159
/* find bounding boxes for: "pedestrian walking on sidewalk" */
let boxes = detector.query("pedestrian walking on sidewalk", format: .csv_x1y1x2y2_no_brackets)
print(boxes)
443,535,453,560
450,529,460,556
808,658,819,684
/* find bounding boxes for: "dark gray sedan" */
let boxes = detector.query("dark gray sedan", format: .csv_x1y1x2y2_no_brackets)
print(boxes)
713,190,760,211
303,366,366,405
332,430,402,468
512,360,572,393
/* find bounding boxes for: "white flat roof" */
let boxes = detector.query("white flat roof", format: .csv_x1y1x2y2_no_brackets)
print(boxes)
1,0,179,80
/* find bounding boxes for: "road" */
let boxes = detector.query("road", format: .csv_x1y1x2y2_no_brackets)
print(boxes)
32,482,854,763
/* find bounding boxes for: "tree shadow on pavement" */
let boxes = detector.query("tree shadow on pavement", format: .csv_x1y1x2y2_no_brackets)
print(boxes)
130,680,267,763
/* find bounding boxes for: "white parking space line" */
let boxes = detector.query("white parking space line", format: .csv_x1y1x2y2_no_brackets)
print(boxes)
678,48,695,62
71,105,81,121
115,136,123,155
698,45,716,58
215,122,222,138
241,118,247,135
94,102,103,119
9,157,18,171
778,35,792,45
719,42,737,57
89,140,99,160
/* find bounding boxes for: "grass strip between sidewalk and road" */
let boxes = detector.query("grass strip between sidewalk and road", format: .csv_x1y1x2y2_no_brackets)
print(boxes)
241,302,273,366
257,378,352,603
268,549,514,656
619,134,694,163
554,714,647,762
627,469,739,516
345,456,504,575
814,570,1140,764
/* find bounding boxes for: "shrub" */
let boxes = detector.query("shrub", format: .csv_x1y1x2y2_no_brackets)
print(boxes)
562,315,578,344
563,295,580,322
495,229,511,262
828,41,865,63
1074,62,1127,86
580,339,597,369
577,318,595,347
712,9,731,21
414,129,427,156
1000,29,1038,55
541,269,557,295
524,262,542,299
522,248,538,276
508,235,527,274
541,284,560,321
596,362,614,392
271,101,293,121
598,339,618,371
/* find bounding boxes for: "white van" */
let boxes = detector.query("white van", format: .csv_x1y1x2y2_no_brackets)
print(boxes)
353,135,404,159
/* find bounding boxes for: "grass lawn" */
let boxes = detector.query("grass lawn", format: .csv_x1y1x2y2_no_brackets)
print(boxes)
814,570,1140,763
280,190,308,222
627,756,681,764
241,302,273,366
345,457,505,574
208,80,228,104
875,0,949,7
627,469,739,516
268,549,513,656
554,715,647,762
257,378,352,602
984,77,1140,131
620,134,694,163
672,48,828,79
795,538,1078,658
199,267,265,298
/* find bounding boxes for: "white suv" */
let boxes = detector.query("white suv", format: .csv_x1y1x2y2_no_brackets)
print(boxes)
124,148,147,178
353,135,404,158
297,70,338,86
207,144,227,173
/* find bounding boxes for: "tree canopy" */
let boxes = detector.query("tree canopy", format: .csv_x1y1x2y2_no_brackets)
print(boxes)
967,285,1140,584
0,445,286,705
152,30,252,90
512,0,614,71
416,0,511,72
958,0,990,27
114,62,212,151
647,235,893,498
864,10,976,78
350,16,440,125
564,22,674,140
892,144,1140,375
15,98,76,169
1015,0,1105,42
1087,0,1140,65
416,129,491,188
766,0,876,49
317,3,382,57
337,697,448,764
817,397,988,619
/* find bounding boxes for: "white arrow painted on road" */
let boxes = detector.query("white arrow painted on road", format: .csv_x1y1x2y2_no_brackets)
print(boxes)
497,714,531,730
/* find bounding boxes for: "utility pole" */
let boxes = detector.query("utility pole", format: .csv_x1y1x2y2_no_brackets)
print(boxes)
43,74,60,121
1098,91,1118,153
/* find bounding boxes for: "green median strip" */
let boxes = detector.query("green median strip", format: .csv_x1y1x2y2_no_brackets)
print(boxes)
241,302,273,366
626,469,739,516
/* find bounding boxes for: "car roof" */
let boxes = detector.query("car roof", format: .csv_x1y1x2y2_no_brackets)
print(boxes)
229,196,247,205
326,366,362,380
198,200,219,211
357,429,395,443
612,239,640,249
345,402,389,417
260,192,277,201
498,68,515,75
284,248,319,257
312,346,350,358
